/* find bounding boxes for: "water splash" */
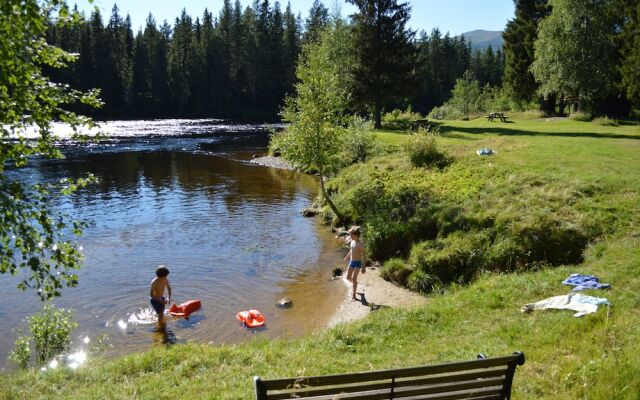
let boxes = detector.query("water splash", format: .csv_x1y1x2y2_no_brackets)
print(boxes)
117,320,128,330
127,307,158,325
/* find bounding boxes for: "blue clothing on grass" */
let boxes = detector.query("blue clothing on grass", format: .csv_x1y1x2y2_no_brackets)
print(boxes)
562,274,611,291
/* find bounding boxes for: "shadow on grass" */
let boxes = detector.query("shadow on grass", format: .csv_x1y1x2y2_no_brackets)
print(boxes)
440,125,640,140
380,120,445,133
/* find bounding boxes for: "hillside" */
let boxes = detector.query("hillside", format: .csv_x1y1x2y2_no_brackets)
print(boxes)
461,29,503,50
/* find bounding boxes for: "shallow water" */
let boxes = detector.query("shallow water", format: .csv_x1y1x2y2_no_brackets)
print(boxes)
0,120,346,370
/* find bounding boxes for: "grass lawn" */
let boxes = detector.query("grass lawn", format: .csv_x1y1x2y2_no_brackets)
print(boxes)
2,116,639,399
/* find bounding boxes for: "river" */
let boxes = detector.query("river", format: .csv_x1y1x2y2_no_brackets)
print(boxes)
0,120,346,370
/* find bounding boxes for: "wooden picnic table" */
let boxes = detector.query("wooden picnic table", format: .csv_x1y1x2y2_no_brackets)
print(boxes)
486,112,509,122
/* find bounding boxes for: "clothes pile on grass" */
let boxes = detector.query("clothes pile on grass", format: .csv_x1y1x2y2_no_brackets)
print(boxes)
521,273,611,317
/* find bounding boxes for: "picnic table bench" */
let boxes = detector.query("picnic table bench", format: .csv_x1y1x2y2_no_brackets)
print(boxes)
486,112,509,122
254,352,525,400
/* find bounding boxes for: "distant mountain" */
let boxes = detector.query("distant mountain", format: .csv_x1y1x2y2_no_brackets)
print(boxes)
461,30,504,51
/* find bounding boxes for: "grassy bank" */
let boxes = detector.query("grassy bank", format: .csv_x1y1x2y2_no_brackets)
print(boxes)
2,116,639,399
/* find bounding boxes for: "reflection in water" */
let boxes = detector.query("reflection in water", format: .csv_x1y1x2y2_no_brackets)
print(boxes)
0,125,345,370
153,320,177,347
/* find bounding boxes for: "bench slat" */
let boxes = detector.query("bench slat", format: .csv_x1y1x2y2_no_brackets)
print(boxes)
267,377,505,400
260,354,522,390
266,385,504,400
265,369,508,400
402,395,501,400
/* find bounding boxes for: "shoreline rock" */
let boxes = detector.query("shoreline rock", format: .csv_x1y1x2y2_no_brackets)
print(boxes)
248,155,294,170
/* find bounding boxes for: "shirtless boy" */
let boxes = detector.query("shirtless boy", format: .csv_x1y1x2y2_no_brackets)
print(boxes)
150,265,172,320
343,226,366,301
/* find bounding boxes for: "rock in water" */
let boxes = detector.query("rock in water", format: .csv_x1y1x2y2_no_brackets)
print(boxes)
278,298,293,307
301,208,317,217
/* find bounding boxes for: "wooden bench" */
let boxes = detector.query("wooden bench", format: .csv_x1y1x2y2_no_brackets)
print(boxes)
254,352,525,400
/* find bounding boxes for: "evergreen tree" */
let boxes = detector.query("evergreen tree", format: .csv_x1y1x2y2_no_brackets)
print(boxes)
169,9,195,115
348,0,419,128
303,0,329,44
502,0,549,103
105,5,127,114
130,28,150,115
282,3,301,96
413,29,473,114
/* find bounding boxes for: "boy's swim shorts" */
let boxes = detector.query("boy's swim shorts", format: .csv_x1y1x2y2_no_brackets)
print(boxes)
150,297,166,314
349,260,362,268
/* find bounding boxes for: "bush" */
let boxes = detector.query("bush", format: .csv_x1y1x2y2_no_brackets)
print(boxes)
9,332,31,369
382,105,424,129
342,117,376,164
593,116,619,126
428,104,464,120
407,269,441,294
569,111,593,121
488,215,590,270
404,131,450,169
427,73,504,120
409,231,489,284
10,304,78,367
381,258,413,286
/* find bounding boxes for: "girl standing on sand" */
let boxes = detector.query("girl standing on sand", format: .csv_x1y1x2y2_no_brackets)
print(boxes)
344,226,367,301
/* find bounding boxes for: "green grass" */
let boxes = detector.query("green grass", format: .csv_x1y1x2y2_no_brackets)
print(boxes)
2,116,639,399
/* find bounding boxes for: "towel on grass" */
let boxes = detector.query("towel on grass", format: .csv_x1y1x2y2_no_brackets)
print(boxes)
562,273,611,291
521,293,609,317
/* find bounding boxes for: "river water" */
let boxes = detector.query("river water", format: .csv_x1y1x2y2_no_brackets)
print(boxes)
0,120,346,370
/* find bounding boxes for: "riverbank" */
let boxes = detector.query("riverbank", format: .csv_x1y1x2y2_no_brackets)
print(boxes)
3,116,639,399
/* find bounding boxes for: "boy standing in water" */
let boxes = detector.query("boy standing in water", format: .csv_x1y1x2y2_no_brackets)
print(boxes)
150,265,172,321
343,226,366,301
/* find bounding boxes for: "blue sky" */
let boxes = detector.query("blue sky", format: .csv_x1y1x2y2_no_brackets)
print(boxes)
76,0,515,36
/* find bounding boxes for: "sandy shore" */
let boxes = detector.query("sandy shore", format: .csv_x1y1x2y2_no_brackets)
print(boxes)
247,156,426,327
326,266,428,328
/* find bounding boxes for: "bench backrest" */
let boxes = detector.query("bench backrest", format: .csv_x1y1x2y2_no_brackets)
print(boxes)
254,352,525,400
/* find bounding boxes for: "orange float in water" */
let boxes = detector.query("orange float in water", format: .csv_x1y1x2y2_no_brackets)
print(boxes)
169,300,202,318
236,309,266,328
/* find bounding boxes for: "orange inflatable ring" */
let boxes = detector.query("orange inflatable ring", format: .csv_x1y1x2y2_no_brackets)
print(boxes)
169,300,202,317
236,309,266,328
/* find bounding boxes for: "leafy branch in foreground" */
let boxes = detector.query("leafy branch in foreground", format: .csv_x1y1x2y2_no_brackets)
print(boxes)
1,0,101,299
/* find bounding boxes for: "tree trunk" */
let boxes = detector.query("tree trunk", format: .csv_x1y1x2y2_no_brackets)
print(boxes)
540,93,556,115
318,168,343,223
373,102,382,129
